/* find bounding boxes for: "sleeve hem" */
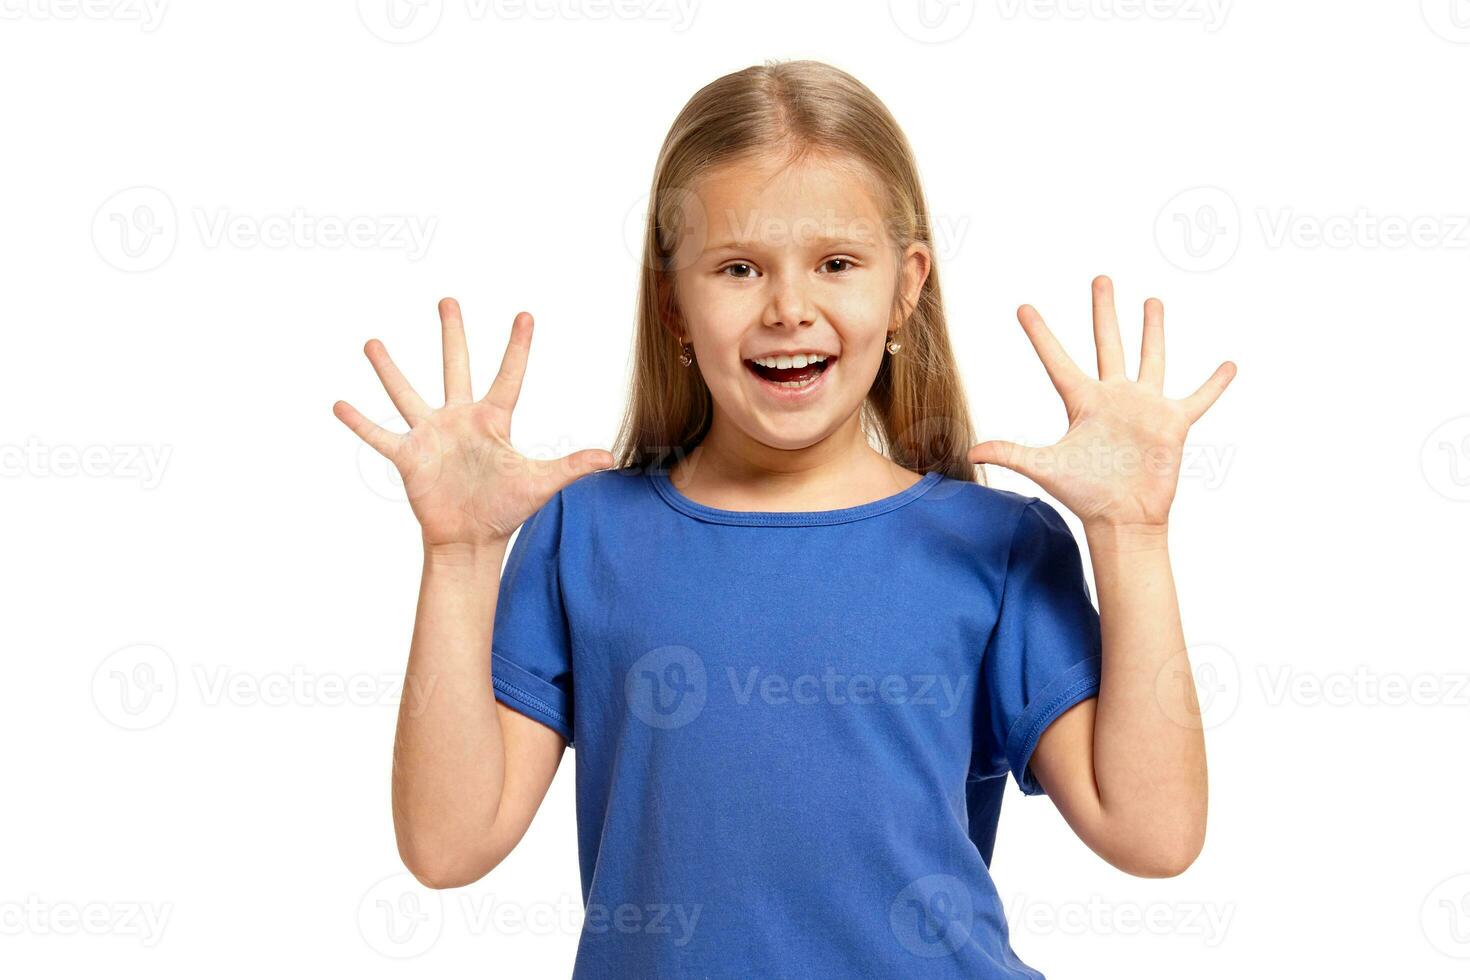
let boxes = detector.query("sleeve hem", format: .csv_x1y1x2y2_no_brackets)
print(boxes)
1003,653,1102,796
491,650,573,746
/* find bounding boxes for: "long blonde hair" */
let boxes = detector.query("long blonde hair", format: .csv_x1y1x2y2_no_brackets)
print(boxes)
612,58,982,485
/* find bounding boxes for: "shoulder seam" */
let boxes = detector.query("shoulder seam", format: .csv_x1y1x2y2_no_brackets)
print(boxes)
1002,495,1044,583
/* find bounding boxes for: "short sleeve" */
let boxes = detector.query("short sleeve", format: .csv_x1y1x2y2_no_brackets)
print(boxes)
491,489,575,746
977,497,1102,796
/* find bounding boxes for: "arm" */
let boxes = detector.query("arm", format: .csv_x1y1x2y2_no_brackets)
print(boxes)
333,298,613,889
1028,524,1203,878
392,542,567,889
971,275,1236,878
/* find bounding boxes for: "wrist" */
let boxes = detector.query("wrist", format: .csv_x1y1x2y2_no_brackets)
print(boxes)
423,538,509,568
1082,520,1170,553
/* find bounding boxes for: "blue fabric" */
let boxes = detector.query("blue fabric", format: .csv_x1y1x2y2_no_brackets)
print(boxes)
490,466,1103,979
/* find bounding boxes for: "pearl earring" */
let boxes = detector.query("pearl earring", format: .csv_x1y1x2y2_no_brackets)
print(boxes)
678,338,694,367
886,332,902,355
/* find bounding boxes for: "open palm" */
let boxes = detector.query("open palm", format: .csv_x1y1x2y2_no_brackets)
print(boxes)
969,276,1236,529
333,299,615,549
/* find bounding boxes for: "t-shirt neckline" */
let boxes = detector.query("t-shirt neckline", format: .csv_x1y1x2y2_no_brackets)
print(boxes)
648,469,943,527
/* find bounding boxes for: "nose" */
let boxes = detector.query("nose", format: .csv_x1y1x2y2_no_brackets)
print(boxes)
762,274,816,330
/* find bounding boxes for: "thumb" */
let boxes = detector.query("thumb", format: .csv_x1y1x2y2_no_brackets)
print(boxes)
541,448,618,495
969,440,1038,479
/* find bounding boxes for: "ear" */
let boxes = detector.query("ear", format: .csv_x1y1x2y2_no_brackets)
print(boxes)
892,242,932,331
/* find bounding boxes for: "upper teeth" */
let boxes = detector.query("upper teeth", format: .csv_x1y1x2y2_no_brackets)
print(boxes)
751,353,829,369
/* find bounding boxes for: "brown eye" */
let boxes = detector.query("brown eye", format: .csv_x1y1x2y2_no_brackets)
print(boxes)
722,263,756,279
824,258,855,274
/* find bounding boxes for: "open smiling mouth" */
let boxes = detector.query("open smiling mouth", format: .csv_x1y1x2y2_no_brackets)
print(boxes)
743,355,834,390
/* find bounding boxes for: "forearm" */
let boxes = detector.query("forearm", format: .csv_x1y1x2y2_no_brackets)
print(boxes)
1082,521,1208,870
391,540,510,879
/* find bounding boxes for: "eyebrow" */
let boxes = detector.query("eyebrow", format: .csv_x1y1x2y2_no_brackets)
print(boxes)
702,235,880,253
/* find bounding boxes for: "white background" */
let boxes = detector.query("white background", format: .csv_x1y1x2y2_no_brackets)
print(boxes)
3,1,1469,976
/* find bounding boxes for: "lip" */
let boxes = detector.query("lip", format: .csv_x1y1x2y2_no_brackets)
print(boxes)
743,356,835,404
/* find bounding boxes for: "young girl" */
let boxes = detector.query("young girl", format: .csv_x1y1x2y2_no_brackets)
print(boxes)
333,60,1235,979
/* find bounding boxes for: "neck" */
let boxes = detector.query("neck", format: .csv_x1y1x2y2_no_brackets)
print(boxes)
667,406,898,502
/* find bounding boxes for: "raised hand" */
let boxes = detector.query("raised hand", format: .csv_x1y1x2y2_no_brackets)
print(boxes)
333,298,616,550
968,276,1236,529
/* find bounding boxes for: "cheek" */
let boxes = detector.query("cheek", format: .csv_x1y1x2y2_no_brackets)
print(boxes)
827,278,894,330
677,275,738,324
680,288,757,356
706,291,764,328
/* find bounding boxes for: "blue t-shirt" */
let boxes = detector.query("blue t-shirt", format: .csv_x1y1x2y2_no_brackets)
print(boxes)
490,465,1103,979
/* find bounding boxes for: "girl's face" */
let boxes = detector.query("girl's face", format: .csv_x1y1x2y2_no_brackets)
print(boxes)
669,151,930,455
